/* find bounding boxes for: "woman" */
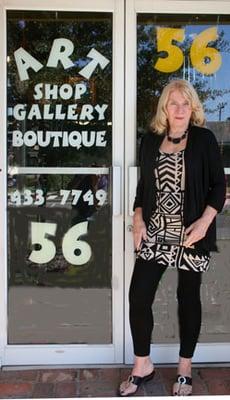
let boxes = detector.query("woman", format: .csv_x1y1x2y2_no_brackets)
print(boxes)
119,79,226,396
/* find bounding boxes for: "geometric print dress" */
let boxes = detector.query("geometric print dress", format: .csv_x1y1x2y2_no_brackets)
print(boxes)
137,149,210,272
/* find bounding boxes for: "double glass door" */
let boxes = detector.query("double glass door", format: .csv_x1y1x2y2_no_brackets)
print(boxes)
0,0,230,366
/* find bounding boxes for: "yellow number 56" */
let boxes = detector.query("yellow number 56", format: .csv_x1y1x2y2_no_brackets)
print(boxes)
154,26,221,75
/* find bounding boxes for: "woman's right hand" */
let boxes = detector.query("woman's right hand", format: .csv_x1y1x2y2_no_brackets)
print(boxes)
133,208,147,250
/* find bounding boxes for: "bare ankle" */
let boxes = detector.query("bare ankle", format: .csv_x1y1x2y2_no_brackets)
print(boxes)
132,356,154,376
177,357,192,377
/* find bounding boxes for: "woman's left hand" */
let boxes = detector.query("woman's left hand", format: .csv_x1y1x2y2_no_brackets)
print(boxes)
183,205,218,248
183,217,210,248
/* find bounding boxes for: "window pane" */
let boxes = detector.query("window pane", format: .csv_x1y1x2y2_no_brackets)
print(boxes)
137,13,230,344
8,171,112,344
7,11,112,168
7,10,113,345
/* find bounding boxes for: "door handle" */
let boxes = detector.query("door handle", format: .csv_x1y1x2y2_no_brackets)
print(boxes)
128,167,138,216
127,224,133,232
112,166,121,216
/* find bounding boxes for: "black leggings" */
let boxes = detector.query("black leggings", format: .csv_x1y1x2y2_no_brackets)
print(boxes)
129,258,202,358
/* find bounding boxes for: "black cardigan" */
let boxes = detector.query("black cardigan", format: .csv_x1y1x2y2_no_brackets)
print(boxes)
133,126,226,253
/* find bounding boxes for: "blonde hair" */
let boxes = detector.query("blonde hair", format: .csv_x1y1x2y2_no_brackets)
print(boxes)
150,79,205,134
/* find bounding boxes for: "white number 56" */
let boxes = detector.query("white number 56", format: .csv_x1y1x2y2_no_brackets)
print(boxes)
29,221,92,265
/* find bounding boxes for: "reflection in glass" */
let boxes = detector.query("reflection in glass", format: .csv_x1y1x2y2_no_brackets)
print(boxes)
7,10,113,345
8,173,112,344
137,15,230,161
137,14,230,344
7,11,112,168
137,14,230,234
217,174,230,239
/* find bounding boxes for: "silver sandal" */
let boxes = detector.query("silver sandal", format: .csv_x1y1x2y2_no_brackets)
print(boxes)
173,375,192,396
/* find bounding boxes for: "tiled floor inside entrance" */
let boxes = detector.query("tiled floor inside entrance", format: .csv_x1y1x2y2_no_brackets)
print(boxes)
0,366,230,397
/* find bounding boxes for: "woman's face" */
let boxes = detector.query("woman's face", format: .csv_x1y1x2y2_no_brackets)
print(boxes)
166,89,192,132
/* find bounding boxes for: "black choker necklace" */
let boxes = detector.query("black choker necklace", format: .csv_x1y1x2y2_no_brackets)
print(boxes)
167,129,188,144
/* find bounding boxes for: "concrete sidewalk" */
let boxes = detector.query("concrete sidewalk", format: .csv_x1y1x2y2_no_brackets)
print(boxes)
0,366,230,398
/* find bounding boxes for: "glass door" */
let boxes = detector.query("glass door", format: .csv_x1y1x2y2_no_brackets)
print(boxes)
0,0,124,366
125,0,230,364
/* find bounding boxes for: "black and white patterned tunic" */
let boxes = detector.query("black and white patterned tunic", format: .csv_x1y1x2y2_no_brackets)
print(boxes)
138,149,210,272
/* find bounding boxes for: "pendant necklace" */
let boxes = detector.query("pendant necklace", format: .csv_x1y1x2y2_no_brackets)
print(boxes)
167,129,188,144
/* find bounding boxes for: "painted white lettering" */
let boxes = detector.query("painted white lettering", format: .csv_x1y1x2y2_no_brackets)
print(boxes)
82,131,96,147
59,84,73,100
11,130,107,148
67,104,78,120
33,83,87,100
79,48,110,79
62,131,69,147
74,83,87,99
47,38,74,69
12,103,108,121
33,83,43,100
96,131,107,147
27,104,42,120
43,104,54,120
13,104,26,120
69,131,82,149
24,131,37,147
79,104,94,121
37,131,51,147
12,130,23,146
14,47,43,81
95,104,108,120
50,131,63,147
55,104,66,120
45,84,58,100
